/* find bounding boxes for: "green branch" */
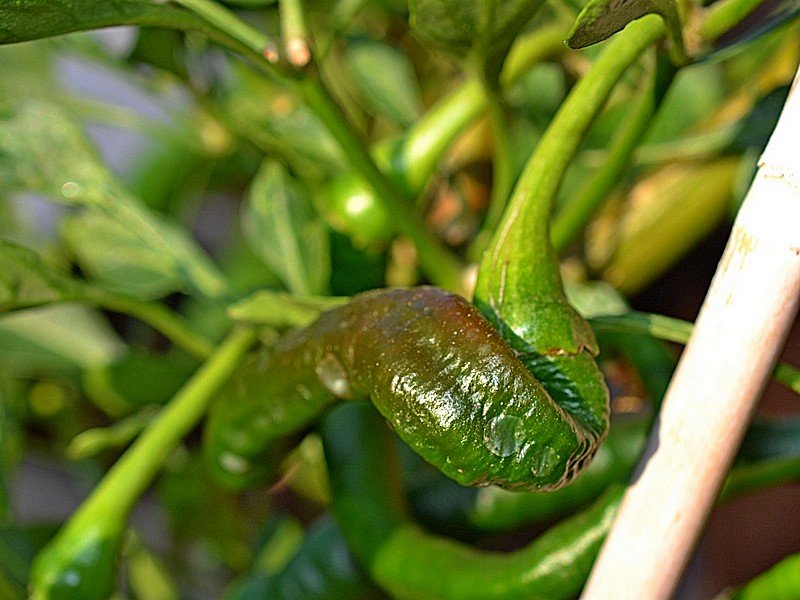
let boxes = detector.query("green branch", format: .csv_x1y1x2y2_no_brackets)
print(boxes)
299,76,467,292
475,16,667,351
552,53,676,251
86,289,215,360
590,311,800,395
30,327,257,599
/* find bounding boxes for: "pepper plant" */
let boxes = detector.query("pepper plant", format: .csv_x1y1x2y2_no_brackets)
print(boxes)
1,0,799,599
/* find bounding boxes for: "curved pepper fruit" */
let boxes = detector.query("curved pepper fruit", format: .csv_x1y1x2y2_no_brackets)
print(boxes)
205,286,609,492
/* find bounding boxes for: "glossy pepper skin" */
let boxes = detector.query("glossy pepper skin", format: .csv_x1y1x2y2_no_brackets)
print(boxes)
206,286,609,491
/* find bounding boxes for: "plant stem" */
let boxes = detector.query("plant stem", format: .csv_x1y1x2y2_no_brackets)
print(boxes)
699,0,764,42
475,16,666,345
171,0,278,60
87,290,215,360
30,327,257,597
81,326,254,514
731,551,800,599
720,456,800,501
551,53,675,251
299,75,467,292
280,0,310,67
471,71,516,256
589,311,800,395
775,362,800,394
583,63,800,599
389,23,568,195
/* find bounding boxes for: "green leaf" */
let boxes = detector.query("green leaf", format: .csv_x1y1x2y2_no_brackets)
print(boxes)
344,38,423,127
223,67,344,179
228,290,347,328
0,305,126,376
0,0,209,45
126,538,179,600
0,525,36,600
0,103,229,299
0,42,58,111
566,0,687,64
82,350,196,417
242,161,330,296
0,384,21,524
408,0,545,58
60,211,190,301
0,241,84,312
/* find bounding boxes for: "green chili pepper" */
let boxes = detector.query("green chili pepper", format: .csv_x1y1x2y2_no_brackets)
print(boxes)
206,285,608,491
322,401,624,600
29,328,257,600
322,404,800,600
206,22,682,496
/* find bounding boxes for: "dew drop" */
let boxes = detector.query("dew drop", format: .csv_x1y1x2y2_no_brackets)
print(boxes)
219,451,250,474
63,570,81,587
315,354,351,398
296,383,313,401
530,447,560,478
61,181,82,199
483,415,526,457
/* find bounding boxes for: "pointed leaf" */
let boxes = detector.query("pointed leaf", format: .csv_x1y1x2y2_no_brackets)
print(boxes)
224,67,344,178
0,241,84,312
0,103,229,299
0,0,209,45
242,161,330,295
228,290,347,328
408,0,545,58
60,211,192,300
344,39,423,127
566,0,687,64
0,305,126,376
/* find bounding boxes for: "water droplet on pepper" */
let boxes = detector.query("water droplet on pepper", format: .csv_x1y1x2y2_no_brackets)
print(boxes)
483,415,526,457
315,354,351,398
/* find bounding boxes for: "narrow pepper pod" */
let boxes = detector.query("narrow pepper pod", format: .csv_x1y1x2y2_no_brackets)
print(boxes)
321,402,623,600
206,286,609,491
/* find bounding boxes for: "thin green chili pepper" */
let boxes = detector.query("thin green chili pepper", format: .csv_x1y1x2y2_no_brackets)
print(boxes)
322,401,624,600
29,328,257,600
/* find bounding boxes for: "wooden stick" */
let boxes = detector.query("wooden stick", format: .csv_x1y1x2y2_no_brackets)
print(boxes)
582,65,800,600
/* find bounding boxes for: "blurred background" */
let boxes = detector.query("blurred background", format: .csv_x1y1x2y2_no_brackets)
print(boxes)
2,2,799,598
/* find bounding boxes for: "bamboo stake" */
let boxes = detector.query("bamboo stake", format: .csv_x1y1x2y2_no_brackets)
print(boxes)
582,64,800,600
